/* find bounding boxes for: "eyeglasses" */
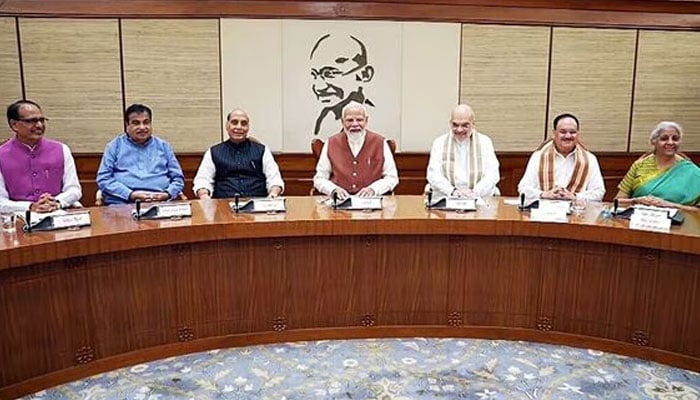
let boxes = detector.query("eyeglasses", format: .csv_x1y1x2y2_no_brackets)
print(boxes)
17,117,49,125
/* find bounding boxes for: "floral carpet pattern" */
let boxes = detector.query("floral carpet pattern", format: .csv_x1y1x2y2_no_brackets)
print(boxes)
25,338,700,399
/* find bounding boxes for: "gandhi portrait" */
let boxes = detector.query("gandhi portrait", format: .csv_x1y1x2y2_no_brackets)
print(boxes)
310,34,375,136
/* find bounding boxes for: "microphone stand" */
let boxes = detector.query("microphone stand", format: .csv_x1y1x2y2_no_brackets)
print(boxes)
135,200,142,220
25,209,32,233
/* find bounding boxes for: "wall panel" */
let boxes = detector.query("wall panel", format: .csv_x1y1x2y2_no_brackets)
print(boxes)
0,17,21,132
632,30,700,152
400,22,461,152
220,19,283,150
460,24,550,152
19,18,123,151
549,28,636,151
121,19,221,152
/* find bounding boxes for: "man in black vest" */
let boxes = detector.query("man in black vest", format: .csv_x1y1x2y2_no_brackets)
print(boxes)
193,109,284,199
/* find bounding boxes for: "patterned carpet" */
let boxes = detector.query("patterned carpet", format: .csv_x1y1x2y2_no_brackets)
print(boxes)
24,338,700,399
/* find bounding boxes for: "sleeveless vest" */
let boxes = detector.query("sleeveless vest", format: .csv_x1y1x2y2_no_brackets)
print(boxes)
327,130,385,194
210,139,267,198
0,137,64,202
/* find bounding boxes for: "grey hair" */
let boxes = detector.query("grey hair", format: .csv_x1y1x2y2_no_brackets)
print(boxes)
341,102,368,119
649,121,683,143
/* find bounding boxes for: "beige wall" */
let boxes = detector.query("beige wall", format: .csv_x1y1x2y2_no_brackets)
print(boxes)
0,18,21,118
0,18,698,153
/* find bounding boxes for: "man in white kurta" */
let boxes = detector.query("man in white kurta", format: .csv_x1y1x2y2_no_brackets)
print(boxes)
518,113,605,202
427,104,500,198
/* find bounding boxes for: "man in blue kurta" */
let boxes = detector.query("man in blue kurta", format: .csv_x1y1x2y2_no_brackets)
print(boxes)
96,104,184,205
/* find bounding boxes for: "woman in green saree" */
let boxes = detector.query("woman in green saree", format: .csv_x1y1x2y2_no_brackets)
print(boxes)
615,121,700,211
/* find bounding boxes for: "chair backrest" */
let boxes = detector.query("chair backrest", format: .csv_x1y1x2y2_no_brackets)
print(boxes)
387,139,397,156
311,138,324,162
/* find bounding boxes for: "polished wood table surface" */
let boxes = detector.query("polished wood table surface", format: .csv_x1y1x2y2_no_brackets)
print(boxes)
1,196,699,399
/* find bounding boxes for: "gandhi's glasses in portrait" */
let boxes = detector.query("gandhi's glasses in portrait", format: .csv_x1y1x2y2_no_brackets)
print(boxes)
311,64,364,81
17,117,49,125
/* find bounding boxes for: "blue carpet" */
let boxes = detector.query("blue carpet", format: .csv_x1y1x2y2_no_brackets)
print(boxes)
24,338,700,399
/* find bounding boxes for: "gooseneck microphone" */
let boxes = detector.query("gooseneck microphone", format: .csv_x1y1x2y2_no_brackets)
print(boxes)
426,188,433,209
519,193,525,209
135,200,141,220
25,209,32,233
234,193,240,213
332,191,338,209
613,198,619,215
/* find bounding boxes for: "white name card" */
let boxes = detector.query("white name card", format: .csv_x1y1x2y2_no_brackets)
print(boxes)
630,206,672,233
230,198,287,213
50,211,91,229
530,207,568,223
445,198,477,211
538,199,572,214
251,198,286,212
349,197,383,210
155,203,192,218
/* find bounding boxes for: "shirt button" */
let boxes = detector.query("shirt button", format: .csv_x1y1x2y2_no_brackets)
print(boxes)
35,189,40,193
352,172,357,177
352,184,357,189
352,160,358,165
32,171,37,177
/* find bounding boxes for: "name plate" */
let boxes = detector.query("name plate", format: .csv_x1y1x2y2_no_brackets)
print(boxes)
230,198,287,213
629,206,672,233
530,207,568,223
349,197,383,210
24,210,91,232
133,202,192,220
326,196,383,210
445,198,477,211
51,211,92,229
538,199,572,214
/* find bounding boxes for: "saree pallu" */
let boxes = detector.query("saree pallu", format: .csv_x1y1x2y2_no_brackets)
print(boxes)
633,159,700,206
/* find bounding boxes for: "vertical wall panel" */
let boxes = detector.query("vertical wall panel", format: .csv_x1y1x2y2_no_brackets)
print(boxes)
220,19,283,151
549,28,636,151
632,31,700,152
461,24,550,151
20,19,123,152
400,22,461,152
282,20,403,152
122,19,221,152
0,17,22,136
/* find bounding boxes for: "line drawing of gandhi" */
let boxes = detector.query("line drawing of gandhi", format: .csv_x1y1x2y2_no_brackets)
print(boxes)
310,34,375,136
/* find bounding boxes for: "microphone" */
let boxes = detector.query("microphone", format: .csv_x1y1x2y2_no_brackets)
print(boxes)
25,209,32,233
613,198,619,216
332,191,338,209
234,193,240,213
519,193,525,210
135,200,141,220
426,188,433,209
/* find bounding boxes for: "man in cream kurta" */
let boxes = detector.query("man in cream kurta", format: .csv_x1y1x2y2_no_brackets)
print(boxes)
427,104,500,198
518,113,604,202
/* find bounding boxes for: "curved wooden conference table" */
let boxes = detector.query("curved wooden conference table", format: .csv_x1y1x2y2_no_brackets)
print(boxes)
1,195,699,398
